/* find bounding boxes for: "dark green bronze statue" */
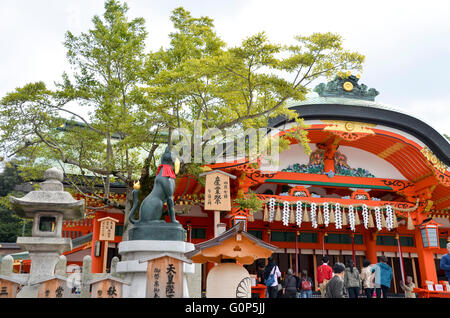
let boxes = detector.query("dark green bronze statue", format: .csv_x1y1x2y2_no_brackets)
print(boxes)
128,147,185,241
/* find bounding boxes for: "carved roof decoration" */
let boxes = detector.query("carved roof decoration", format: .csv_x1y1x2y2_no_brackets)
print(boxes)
313,73,379,101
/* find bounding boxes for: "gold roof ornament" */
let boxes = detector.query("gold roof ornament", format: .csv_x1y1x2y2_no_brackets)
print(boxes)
343,81,354,92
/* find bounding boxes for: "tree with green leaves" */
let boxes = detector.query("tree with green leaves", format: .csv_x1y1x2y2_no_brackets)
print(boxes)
145,7,364,159
0,2,365,223
0,0,161,211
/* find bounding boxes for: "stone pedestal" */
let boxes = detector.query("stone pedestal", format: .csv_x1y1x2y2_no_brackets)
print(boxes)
16,237,72,298
116,240,195,298
17,237,71,282
128,221,186,241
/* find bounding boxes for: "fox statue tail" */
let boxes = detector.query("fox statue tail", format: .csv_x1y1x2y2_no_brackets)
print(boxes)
128,189,140,225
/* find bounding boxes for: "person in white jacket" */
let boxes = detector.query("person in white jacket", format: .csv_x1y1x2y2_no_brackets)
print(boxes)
360,259,375,298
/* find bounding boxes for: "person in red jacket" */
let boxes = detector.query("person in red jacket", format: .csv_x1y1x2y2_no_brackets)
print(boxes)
317,256,333,298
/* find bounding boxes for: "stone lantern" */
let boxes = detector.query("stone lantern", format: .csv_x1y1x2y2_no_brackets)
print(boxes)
9,167,84,291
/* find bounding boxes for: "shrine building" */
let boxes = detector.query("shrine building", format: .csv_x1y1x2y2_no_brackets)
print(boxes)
171,74,450,294
35,74,450,295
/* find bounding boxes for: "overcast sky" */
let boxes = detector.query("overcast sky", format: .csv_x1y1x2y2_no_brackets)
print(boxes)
1,0,449,135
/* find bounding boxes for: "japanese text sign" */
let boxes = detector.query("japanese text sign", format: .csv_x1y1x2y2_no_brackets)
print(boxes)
146,256,183,298
99,217,118,241
204,171,231,211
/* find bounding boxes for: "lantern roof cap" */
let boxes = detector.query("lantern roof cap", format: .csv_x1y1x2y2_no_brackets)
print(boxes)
419,219,443,227
9,167,84,220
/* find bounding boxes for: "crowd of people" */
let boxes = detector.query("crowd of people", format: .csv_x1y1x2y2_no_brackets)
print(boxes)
257,255,418,298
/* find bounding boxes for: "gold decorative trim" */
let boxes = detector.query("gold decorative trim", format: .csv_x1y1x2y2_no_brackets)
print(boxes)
322,120,376,134
420,147,448,173
424,200,434,213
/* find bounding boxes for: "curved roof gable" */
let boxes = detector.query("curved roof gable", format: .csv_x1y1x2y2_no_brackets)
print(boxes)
270,76,450,166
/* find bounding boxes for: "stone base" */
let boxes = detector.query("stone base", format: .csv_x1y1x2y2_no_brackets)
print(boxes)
116,240,196,298
16,236,72,282
128,221,186,241
16,284,39,298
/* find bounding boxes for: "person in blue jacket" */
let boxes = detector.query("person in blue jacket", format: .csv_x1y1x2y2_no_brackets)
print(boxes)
440,243,450,281
372,256,393,298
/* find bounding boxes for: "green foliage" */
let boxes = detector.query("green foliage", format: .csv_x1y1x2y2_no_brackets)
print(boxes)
0,205,32,242
234,191,264,214
0,162,32,242
281,118,312,155
0,162,22,196
184,163,206,186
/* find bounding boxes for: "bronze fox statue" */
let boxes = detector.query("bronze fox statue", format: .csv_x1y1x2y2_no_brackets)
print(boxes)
129,146,179,225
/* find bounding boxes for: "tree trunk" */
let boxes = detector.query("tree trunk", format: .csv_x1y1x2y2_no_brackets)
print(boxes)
104,132,112,199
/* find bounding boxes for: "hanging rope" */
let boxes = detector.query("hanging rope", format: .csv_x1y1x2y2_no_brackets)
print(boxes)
348,205,356,232
259,197,420,212
256,197,420,229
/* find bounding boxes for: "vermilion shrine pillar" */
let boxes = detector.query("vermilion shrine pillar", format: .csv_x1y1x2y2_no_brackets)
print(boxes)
414,230,438,286
364,231,377,265
262,229,270,243
91,212,106,273
318,231,325,256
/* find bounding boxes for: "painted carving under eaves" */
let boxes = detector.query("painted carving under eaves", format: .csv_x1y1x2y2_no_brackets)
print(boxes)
282,148,375,178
